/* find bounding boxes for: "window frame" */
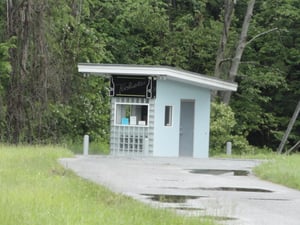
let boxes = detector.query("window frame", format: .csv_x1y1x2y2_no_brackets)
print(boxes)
164,105,173,127
114,103,149,127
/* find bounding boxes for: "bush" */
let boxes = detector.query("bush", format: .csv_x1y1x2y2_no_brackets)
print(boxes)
210,102,258,156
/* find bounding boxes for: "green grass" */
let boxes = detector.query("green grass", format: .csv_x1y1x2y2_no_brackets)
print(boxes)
254,154,300,190
214,152,278,160
66,141,110,155
213,146,277,160
0,145,215,225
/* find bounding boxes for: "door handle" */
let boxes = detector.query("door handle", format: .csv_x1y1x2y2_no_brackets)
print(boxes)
179,127,183,135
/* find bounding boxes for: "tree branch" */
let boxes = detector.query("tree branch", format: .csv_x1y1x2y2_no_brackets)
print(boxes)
277,100,300,154
220,58,232,64
286,140,300,155
246,28,278,46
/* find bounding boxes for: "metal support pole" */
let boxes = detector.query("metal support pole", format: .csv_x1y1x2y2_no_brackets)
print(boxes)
144,138,149,156
83,135,89,156
226,141,232,155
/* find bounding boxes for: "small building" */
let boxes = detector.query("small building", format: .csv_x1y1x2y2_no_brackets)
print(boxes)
78,64,237,158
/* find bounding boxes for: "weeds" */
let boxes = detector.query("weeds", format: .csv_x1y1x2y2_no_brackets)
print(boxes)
254,154,300,190
0,145,214,225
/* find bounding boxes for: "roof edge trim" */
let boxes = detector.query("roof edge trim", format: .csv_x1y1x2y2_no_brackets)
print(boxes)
78,63,238,91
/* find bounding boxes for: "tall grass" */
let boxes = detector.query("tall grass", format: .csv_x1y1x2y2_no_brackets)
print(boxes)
0,145,215,225
254,154,300,190
66,141,110,155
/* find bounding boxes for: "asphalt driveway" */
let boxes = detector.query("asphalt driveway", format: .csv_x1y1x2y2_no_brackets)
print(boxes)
59,155,300,225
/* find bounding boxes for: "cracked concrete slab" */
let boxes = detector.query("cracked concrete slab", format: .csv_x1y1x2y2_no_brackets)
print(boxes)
59,156,300,225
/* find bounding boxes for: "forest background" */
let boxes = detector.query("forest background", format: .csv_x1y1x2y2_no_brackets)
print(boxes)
0,0,299,154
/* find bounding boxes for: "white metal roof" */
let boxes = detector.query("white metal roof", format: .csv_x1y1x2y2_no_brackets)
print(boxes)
78,63,237,91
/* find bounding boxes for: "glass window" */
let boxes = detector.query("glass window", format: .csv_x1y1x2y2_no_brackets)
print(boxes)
164,106,172,126
115,104,148,126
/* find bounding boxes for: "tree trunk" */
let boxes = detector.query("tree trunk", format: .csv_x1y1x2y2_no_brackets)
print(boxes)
6,0,50,143
6,0,32,143
277,100,300,154
213,0,235,99
222,0,256,104
214,0,235,80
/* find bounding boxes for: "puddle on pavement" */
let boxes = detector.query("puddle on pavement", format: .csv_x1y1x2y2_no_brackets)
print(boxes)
142,194,202,203
249,198,289,201
194,187,273,193
174,206,204,211
155,186,273,193
189,169,249,176
204,216,237,221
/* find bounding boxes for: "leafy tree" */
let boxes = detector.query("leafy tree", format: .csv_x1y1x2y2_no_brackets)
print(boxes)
0,0,298,152
257,0,300,149
211,0,299,150
231,0,300,149
44,0,112,143
0,39,15,141
1,0,112,144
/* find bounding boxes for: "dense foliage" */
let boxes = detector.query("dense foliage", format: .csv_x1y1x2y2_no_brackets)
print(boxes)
210,102,261,155
0,0,299,153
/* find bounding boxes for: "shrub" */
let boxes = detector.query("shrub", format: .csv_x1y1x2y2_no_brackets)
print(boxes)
210,102,258,156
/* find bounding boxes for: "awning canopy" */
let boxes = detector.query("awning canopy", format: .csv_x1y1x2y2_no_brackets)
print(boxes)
78,63,238,92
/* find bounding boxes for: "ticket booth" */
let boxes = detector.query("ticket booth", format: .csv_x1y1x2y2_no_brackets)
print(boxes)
78,64,237,158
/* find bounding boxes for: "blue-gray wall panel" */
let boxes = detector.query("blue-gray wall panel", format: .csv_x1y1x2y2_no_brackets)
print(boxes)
153,79,211,157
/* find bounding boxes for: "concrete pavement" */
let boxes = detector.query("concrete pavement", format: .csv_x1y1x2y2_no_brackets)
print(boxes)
59,156,300,225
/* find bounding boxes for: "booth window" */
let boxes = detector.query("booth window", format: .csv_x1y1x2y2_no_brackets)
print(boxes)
164,106,172,126
115,103,148,126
